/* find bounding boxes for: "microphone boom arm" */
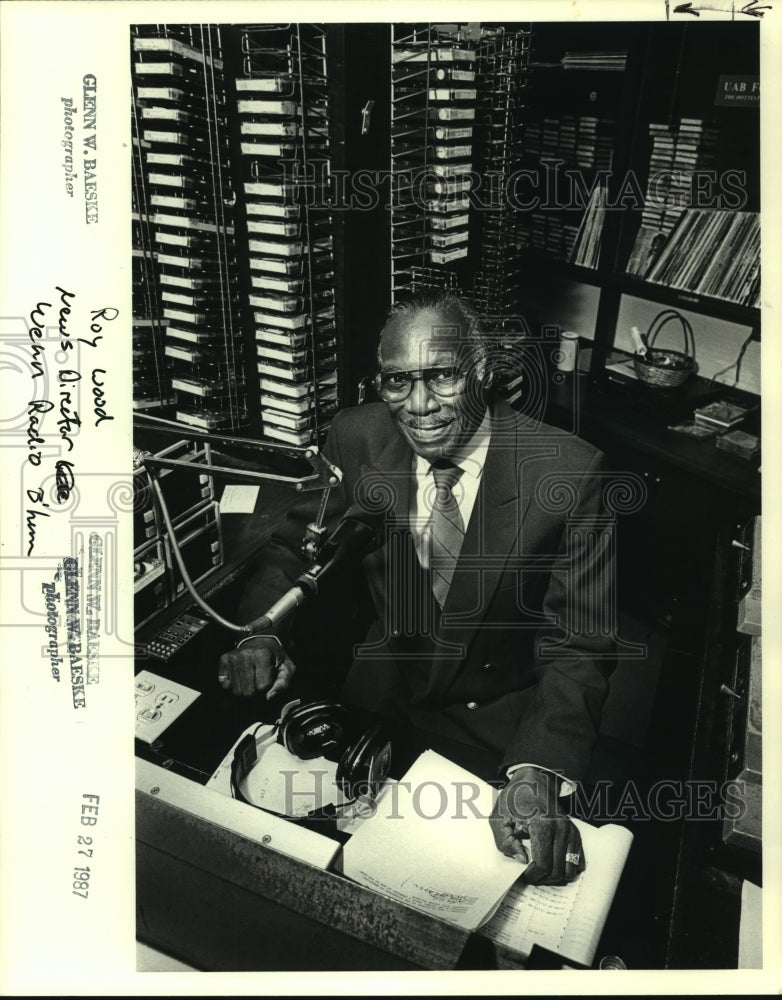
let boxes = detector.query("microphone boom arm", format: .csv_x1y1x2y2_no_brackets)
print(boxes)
135,413,343,493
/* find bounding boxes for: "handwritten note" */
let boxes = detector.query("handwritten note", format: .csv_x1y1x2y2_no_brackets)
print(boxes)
24,289,117,555
220,484,260,514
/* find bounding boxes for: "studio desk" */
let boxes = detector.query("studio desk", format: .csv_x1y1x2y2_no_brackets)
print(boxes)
134,482,537,973
135,377,761,971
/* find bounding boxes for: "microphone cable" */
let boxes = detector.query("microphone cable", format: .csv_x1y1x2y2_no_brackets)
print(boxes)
145,465,384,637
148,469,252,635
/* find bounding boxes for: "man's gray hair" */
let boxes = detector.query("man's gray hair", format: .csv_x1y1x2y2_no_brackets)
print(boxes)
376,291,490,371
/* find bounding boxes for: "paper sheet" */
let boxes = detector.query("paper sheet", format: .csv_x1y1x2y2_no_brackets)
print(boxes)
219,484,259,514
341,750,526,931
738,879,762,969
480,819,633,967
0,4,776,993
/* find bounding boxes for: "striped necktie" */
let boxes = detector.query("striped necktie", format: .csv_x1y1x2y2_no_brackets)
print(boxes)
429,460,466,609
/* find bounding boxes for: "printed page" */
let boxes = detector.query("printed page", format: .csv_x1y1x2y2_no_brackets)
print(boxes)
479,820,634,967
341,750,526,931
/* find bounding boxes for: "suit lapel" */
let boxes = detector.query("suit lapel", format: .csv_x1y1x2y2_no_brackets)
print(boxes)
358,429,413,613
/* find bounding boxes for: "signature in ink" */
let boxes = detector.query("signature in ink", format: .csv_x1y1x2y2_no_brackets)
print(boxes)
673,0,773,16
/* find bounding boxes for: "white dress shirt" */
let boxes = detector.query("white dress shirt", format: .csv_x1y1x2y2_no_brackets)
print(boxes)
409,409,492,567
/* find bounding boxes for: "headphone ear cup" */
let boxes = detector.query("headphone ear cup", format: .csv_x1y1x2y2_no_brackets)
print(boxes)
337,726,392,800
279,701,349,760
231,733,260,806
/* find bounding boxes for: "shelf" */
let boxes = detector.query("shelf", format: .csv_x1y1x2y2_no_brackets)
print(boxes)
608,274,760,332
543,376,761,506
520,252,761,334
527,63,627,74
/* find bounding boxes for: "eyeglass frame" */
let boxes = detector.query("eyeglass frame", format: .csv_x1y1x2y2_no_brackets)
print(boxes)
373,365,471,402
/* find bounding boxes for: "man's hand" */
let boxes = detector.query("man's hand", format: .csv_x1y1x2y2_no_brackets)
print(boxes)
489,765,585,885
217,635,295,699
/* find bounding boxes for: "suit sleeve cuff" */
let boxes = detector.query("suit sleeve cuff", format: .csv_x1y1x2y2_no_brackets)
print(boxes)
505,762,577,798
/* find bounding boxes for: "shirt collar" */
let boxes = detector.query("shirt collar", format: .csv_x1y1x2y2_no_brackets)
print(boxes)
413,408,492,482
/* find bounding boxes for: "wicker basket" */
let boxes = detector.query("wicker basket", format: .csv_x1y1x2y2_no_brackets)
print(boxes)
632,311,696,389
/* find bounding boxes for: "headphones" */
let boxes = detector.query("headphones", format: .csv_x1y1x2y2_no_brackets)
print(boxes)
230,700,392,816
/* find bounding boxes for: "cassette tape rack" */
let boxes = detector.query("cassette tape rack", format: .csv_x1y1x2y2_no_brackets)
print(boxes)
390,24,533,312
468,26,534,409
234,23,339,446
131,25,247,433
132,128,174,412
469,26,531,317
389,24,535,409
390,24,478,303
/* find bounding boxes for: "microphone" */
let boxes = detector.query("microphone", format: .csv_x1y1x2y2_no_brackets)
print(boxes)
247,507,385,634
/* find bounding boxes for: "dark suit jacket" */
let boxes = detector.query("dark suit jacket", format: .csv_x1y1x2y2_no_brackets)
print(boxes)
239,400,615,783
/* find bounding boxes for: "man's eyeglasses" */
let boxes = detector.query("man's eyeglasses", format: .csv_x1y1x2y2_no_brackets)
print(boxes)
375,366,468,402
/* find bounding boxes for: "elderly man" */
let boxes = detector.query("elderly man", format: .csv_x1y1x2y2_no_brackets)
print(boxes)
219,291,615,885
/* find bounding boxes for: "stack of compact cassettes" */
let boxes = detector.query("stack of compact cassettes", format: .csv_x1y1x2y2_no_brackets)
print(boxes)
237,24,338,446
407,265,461,298
425,49,476,266
627,118,719,278
469,25,531,316
523,114,615,169
576,115,616,170
132,26,247,431
391,25,479,301
515,109,616,267
131,134,175,411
